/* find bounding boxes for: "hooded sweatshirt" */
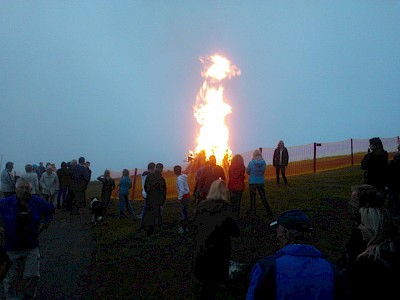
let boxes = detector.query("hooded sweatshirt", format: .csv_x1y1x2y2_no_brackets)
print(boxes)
247,157,266,184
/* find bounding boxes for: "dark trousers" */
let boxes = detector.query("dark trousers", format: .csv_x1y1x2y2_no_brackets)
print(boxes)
249,183,273,216
275,165,287,184
230,191,243,218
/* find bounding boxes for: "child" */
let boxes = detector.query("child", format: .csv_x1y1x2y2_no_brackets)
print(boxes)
174,165,190,233
117,169,135,218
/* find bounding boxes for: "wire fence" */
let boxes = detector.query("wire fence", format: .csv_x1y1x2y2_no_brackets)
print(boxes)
109,136,399,200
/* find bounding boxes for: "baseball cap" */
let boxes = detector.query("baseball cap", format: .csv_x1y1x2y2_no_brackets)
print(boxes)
270,209,312,232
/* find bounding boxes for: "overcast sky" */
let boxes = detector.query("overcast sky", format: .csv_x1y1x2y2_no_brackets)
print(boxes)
1,1,399,178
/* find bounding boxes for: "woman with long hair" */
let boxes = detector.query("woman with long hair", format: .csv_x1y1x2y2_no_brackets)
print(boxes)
192,179,240,299
346,207,399,299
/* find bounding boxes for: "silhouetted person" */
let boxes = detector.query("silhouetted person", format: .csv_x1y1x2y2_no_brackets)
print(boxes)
273,140,289,185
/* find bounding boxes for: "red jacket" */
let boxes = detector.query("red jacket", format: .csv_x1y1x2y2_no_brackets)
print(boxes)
228,161,245,191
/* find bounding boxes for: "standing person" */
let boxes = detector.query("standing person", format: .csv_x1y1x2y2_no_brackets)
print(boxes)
192,179,240,299
71,157,90,214
20,164,39,196
246,209,346,300
192,150,207,211
56,162,69,209
39,165,59,205
84,161,92,206
228,154,245,218
97,169,116,218
64,161,75,212
246,149,273,217
345,207,399,299
144,163,166,236
361,137,388,203
387,144,400,216
1,162,16,198
139,162,156,228
198,155,226,203
117,169,135,218
36,162,45,185
273,140,289,185
174,165,190,234
0,177,55,300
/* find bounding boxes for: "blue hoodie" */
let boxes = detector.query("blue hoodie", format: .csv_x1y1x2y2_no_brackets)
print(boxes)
247,158,266,184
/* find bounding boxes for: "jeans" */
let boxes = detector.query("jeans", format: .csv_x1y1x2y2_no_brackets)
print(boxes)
140,198,147,225
249,183,273,216
119,193,134,216
57,187,68,208
230,191,243,218
275,165,287,184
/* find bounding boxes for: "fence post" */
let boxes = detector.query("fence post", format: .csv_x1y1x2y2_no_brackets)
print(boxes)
131,168,138,200
259,147,263,154
351,139,354,166
313,143,321,173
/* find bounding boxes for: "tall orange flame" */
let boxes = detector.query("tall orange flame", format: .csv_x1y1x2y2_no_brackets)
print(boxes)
192,54,241,165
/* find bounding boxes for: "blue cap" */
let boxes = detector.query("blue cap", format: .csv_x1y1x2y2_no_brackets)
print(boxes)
270,209,312,232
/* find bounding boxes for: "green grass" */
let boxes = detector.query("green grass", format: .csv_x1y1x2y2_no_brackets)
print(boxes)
85,166,364,299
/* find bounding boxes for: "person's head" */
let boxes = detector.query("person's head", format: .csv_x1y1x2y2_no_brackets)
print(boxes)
39,162,44,167
78,157,85,165
252,149,262,160
104,169,110,177
277,140,284,148
369,137,384,154
46,165,53,174
174,165,182,176
208,155,217,165
32,164,38,171
155,163,164,174
147,162,156,172
349,184,380,222
270,209,313,248
358,207,395,259
5,162,13,171
122,169,129,177
86,161,91,168
46,162,51,167
70,159,77,166
25,164,33,173
60,161,67,169
206,179,228,202
16,177,32,202
230,154,244,166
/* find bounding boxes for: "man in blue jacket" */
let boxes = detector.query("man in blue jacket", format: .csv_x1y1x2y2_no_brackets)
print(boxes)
246,209,346,300
0,177,55,299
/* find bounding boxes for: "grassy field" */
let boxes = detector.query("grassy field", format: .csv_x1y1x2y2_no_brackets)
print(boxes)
85,166,364,299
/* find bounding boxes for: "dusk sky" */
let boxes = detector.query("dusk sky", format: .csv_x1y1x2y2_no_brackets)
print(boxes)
1,1,399,178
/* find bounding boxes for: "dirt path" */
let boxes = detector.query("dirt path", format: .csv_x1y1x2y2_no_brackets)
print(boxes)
0,207,95,299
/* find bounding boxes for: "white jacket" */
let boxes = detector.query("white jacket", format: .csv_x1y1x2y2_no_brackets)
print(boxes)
40,172,59,196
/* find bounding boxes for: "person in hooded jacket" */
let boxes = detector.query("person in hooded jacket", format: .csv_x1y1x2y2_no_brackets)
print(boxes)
192,179,240,299
228,154,246,218
361,137,388,203
246,149,273,217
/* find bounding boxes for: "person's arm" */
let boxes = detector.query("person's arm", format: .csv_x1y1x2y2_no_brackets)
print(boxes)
176,176,185,200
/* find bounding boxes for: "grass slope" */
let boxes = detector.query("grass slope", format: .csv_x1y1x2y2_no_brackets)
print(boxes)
85,166,364,299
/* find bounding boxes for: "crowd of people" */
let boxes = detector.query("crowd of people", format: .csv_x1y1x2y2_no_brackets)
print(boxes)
0,136,399,299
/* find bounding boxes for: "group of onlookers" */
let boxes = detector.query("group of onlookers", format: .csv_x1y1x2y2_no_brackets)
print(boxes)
0,157,92,214
0,156,93,299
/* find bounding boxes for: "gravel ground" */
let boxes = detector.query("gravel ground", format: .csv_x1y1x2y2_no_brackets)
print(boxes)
0,207,95,300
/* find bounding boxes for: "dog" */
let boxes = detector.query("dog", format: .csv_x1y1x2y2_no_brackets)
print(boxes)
90,197,104,224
